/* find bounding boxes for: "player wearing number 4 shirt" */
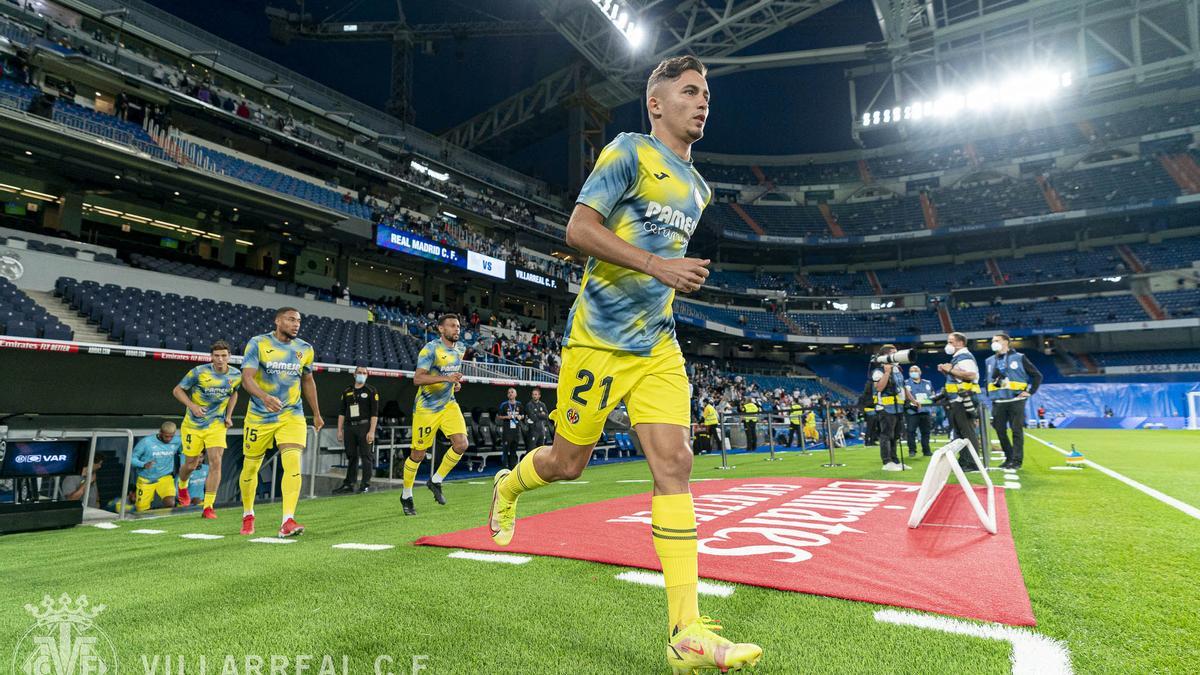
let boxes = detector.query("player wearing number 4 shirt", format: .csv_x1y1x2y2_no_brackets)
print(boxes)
485,56,761,674
173,340,241,519
401,313,470,516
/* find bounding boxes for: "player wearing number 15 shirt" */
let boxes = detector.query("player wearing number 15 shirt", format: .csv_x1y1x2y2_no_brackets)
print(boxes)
485,56,761,674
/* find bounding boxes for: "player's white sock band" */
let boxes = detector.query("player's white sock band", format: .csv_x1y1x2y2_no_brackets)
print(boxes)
243,511,254,517
282,513,293,523
432,473,444,484
402,488,413,499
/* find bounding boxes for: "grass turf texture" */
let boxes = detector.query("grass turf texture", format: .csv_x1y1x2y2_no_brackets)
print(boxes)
1,428,1196,674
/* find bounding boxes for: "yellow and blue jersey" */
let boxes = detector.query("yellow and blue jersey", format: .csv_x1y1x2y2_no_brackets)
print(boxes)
568,132,712,356
241,333,314,424
414,338,462,414
132,434,182,482
177,364,241,429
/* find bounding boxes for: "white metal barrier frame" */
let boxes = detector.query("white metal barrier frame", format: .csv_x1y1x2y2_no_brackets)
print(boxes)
908,438,997,535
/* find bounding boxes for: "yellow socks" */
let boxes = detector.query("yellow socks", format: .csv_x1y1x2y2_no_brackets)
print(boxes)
280,449,302,522
498,446,550,502
240,454,264,516
402,456,421,498
202,491,216,510
652,493,700,633
432,450,464,483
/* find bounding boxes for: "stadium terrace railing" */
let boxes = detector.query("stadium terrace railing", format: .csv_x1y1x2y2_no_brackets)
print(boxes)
0,92,168,160
461,360,557,385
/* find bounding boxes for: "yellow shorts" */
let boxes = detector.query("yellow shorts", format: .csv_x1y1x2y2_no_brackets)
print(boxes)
551,343,690,446
244,415,308,457
411,401,468,452
135,475,176,511
180,422,228,457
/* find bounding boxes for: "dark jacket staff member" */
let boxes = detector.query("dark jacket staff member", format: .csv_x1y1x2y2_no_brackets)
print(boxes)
938,332,983,470
787,402,805,448
336,366,379,493
525,388,551,449
858,382,879,446
701,399,722,453
497,388,525,470
905,366,934,457
872,344,907,471
741,398,759,452
985,333,1042,470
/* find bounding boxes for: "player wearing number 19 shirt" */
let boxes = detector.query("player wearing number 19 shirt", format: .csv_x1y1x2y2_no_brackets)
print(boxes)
486,56,761,674
401,314,470,516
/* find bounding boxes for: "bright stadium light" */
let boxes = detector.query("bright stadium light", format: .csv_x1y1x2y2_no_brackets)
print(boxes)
592,0,645,48
859,68,1074,128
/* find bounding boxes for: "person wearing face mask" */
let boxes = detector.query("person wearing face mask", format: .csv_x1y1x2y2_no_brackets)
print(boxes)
985,333,1042,470
335,366,379,494
904,365,934,458
937,332,983,471
871,344,908,471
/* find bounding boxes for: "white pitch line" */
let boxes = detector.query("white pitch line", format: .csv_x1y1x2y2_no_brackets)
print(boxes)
1003,482,1022,489
333,543,394,551
617,479,653,483
614,571,735,598
180,533,223,540
92,522,119,529
467,481,488,485
874,609,1073,675
1027,432,1200,521
249,537,296,544
447,550,530,565
130,529,164,534
561,480,590,485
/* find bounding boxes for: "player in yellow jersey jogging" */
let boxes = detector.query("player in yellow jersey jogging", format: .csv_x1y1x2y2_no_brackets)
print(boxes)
486,56,761,674
238,307,324,538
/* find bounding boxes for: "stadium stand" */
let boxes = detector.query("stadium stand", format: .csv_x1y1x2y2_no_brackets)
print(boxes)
51,277,422,369
0,277,73,340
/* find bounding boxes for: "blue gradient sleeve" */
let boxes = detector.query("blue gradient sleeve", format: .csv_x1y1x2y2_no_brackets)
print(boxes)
576,133,638,219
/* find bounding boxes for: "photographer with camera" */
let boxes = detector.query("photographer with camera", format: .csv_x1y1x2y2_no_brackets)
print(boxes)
905,366,934,458
937,332,982,471
871,344,909,471
985,333,1042,470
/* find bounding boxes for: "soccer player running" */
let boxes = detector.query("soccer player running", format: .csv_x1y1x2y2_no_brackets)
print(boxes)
238,307,324,537
487,56,762,674
401,313,469,516
173,340,241,519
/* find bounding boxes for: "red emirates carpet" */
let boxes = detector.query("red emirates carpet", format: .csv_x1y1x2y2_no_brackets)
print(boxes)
416,477,1035,625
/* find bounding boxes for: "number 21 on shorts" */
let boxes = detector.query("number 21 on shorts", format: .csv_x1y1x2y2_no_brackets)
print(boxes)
571,369,614,409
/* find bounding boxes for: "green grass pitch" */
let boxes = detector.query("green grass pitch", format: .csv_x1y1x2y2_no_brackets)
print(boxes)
2,428,1197,673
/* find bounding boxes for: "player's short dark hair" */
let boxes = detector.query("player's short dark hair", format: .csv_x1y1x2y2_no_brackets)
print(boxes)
438,313,459,325
646,55,707,97
210,340,231,353
948,331,967,345
276,306,300,318
994,332,1011,342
